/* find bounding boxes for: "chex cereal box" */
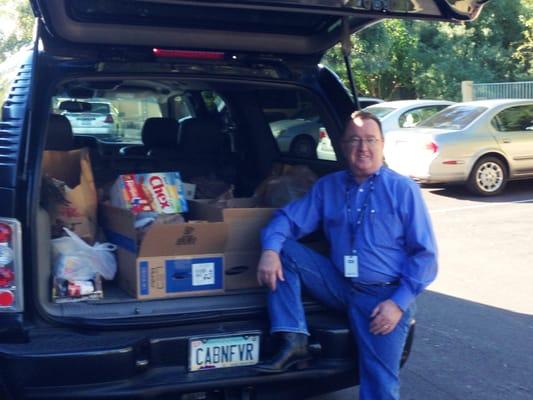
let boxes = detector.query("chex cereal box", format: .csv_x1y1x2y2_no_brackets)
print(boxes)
110,172,188,214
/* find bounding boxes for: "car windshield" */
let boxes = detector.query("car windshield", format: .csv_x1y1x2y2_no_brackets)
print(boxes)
418,106,487,130
365,106,396,119
90,103,111,114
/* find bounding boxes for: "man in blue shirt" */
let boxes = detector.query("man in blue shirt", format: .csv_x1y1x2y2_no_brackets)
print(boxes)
256,111,438,400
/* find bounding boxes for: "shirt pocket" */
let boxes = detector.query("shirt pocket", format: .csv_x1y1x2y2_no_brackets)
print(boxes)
371,211,403,248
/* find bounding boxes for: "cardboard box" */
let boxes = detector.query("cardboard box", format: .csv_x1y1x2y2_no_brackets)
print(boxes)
42,148,98,243
188,198,276,290
101,204,227,299
188,198,275,251
224,251,263,291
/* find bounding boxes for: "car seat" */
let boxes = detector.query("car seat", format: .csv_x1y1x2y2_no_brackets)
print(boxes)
175,117,234,183
119,117,179,157
45,114,75,150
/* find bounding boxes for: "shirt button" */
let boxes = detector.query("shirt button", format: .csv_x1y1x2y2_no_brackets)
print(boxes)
357,208,361,212
359,188,364,192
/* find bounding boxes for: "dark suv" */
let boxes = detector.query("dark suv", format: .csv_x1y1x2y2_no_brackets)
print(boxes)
0,1,487,399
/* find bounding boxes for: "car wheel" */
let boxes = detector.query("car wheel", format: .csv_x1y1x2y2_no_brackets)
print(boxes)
290,136,316,159
467,156,507,196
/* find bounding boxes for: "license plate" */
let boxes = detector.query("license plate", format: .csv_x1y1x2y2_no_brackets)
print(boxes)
189,334,260,372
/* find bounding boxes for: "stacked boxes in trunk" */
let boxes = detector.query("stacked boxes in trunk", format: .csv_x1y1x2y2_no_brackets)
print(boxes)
188,198,276,291
102,189,276,299
102,204,227,299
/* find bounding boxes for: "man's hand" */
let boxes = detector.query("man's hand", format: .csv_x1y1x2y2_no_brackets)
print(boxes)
257,250,284,291
370,299,403,335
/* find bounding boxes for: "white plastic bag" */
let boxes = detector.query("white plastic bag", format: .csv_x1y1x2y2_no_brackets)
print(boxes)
52,228,117,281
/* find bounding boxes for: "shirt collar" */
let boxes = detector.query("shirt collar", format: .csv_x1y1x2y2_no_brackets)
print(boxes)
344,165,384,188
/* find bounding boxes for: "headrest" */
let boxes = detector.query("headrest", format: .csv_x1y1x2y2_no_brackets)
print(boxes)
178,118,223,156
45,114,74,150
141,117,179,148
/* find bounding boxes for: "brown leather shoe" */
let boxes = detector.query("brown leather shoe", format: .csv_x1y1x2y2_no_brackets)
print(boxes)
255,333,311,374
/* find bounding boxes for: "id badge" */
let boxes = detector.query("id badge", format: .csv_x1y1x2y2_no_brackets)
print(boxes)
344,255,359,278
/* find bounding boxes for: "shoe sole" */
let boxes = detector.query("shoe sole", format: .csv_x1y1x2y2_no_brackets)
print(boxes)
254,356,312,374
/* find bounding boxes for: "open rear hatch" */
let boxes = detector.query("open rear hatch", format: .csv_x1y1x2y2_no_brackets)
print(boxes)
28,0,490,324
31,0,488,56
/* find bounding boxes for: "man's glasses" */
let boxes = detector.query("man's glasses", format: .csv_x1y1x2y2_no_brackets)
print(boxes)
342,137,381,148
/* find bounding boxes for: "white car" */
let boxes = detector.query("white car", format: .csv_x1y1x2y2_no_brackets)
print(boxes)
317,99,451,161
384,99,533,196
365,100,454,132
59,99,123,138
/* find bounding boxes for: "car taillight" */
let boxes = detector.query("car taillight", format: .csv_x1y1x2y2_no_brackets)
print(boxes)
319,127,329,140
104,114,114,123
425,141,438,153
0,219,23,312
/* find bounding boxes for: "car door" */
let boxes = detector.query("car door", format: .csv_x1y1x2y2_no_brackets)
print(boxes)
491,103,533,176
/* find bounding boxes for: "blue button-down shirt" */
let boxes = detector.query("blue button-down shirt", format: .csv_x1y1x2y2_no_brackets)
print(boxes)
261,166,438,311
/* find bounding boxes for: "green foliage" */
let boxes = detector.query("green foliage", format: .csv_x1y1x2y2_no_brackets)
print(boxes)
0,1,33,62
322,0,532,101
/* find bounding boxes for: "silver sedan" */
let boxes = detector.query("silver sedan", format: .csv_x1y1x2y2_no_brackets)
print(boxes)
384,99,533,196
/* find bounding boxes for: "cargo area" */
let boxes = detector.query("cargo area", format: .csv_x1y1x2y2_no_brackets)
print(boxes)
36,75,336,320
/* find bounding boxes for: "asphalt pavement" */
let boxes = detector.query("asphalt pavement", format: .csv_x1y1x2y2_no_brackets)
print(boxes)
311,180,533,400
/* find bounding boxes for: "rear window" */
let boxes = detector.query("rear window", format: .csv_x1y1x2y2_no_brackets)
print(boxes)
259,88,326,160
52,95,164,143
419,106,487,130
366,106,396,119
90,103,111,114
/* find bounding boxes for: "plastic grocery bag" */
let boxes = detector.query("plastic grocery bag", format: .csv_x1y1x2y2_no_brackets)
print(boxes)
52,228,117,281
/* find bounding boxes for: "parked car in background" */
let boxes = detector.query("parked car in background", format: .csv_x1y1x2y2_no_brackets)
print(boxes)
316,99,451,161
365,99,454,132
58,99,122,139
384,99,533,196
271,97,384,159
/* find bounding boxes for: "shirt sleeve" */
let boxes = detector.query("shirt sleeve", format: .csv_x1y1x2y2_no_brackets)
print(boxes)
261,180,324,253
390,179,438,311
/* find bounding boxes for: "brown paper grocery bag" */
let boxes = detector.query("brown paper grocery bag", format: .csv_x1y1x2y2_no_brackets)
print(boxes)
42,148,97,243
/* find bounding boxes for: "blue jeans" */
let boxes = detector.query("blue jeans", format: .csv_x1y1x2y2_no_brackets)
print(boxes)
268,239,414,400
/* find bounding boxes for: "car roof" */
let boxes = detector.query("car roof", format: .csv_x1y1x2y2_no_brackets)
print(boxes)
456,99,533,108
31,0,490,57
367,99,454,109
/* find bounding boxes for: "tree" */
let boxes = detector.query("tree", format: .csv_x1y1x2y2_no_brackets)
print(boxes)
322,0,532,101
0,1,33,63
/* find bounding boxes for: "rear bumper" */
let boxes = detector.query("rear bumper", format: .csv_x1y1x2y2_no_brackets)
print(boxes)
0,314,373,399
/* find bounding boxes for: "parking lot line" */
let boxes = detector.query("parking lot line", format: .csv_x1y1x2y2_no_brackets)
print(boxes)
429,198,533,214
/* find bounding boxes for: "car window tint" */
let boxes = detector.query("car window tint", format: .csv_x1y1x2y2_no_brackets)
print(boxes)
419,106,487,130
399,105,448,128
491,105,533,132
52,94,163,144
366,107,395,119
259,88,324,160
90,103,111,114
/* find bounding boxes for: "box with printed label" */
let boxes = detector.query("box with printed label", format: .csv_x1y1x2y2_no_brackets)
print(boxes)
101,204,226,299
188,198,275,290
110,172,188,214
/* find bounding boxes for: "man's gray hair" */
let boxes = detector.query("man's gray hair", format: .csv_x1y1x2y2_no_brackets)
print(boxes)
347,110,384,139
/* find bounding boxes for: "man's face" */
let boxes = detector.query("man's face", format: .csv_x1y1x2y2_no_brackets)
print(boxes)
341,117,384,180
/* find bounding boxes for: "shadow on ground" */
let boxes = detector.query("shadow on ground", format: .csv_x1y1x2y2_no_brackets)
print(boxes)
310,291,533,400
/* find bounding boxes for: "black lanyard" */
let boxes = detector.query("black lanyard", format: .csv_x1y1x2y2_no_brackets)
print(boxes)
346,176,376,254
